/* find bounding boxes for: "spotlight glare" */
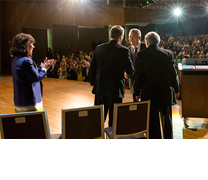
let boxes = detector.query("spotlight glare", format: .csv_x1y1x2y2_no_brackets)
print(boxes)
174,8,182,16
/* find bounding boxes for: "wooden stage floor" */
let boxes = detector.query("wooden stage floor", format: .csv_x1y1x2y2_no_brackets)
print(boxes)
0,76,206,139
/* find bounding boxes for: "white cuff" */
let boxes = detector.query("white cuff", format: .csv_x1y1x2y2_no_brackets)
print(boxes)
42,68,47,72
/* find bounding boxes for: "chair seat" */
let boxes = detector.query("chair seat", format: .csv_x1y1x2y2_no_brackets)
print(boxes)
51,133,62,139
105,127,146,139
105,127,113,138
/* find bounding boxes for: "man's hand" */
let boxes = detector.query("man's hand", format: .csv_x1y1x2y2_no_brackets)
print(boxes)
175,93,180,99
135,95,141,101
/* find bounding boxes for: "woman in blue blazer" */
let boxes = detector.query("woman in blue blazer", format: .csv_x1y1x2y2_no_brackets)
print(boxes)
10,33,53,112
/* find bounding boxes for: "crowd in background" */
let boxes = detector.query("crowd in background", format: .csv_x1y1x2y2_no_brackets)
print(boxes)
125,33,208,72
44,49,93,82
161,34,208,59
42,33,208,82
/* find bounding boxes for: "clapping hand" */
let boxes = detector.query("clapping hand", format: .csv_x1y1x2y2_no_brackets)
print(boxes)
175,93,180,99
41,57,54,70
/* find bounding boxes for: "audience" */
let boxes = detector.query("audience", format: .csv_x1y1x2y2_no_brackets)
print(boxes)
45,34,208,82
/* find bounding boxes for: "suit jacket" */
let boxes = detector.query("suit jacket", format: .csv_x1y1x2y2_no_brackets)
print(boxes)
129,41,146,94
11,56,47,111
134,44,179,108
82,66,90,82
89,40,134,98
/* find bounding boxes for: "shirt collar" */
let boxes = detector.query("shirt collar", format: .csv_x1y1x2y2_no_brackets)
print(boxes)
131,41,141,53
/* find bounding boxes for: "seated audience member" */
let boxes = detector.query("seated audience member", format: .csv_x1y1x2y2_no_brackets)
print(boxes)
58,61,67,79
78,51,83,60
80,59,86,67
77,63,84,81
79,55,85,63
88,51,93,63
65,57,69,62
82,62,90,82
188,36,193,46
66,63,72,80
47,66,53,77
190,50,196,58
70,52,76,60
70,63,78,80
51,59,59,78
178,48,186,59
84,52,88,60
75,57,80,63
183,52,190,58
57,54,61,65
174,55,181,73
199,54,203,59
61,56,66,64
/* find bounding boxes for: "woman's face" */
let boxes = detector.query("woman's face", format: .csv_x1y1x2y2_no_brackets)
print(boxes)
28,43,35,56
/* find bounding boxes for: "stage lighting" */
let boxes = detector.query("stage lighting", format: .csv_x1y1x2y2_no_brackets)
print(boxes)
79,0,88,2
174,8,182,16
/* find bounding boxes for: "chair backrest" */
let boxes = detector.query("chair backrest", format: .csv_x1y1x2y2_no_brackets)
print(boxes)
112,100,150,139
62,105,104,139
0,110,51,139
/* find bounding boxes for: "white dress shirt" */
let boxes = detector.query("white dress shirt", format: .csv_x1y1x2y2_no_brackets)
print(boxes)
130,41,141,56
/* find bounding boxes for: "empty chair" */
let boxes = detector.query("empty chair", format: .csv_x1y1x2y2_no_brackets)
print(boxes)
0,110,51,139
105,100,150,139
62,105,104,139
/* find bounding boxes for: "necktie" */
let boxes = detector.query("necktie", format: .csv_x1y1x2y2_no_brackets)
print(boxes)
86,68,89,76
133,47,137,67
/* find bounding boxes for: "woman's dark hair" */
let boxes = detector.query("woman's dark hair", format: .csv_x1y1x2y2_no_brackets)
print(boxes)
10,33,35,57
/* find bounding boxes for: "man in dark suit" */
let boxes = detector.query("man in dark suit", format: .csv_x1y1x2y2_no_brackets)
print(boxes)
134,31,179,139
128,28,146,102
89,25,134,127
82,61,90,82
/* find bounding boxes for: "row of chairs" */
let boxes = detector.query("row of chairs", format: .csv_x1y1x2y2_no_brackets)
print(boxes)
0,100,150,139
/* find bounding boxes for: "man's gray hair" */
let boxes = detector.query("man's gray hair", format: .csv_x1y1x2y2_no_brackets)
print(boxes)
129,28,141,38
145,31,160,45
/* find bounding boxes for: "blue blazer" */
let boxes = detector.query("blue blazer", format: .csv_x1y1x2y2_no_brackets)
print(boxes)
11,56,47,111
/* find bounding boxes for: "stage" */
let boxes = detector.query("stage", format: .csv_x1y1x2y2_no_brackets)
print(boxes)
0,76,205,139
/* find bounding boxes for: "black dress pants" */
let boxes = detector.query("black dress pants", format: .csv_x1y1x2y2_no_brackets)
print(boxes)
94,95,122,127
149,105,173,139
132,94,137,102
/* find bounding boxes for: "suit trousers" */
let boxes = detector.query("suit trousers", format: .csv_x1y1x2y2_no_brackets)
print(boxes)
149,105,173,139
132,94,137,102
94,95,122,127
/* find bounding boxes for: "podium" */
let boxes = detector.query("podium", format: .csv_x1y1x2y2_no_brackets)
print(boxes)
181,66,208,129
181,68,208,118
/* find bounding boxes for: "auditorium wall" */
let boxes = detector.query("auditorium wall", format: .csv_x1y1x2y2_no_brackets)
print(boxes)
0,0,124,75
1,0,208,75
78,26,109,52
22,28,47,64
51,24,78,58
